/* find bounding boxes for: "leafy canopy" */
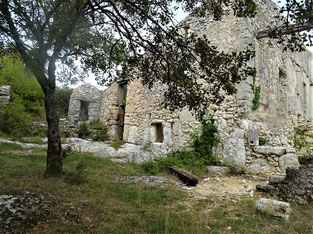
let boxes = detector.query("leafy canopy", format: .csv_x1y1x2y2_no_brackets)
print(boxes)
0,0,258,118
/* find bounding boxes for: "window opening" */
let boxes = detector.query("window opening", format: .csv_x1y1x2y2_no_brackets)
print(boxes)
152,123,164,143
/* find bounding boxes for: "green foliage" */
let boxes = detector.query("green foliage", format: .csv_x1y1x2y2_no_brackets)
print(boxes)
0,142,23,151
93,128,109,142
77,123,90,138
110,139,125,150
252,86,261,111
142,119,220,175
258,137,267,146
190,119,220,165
62,146,73,159
0,98,32,138
65,160,88,185
89,120,109,141
55,87,73,118
0,54,46,138
0,54,45,118
294,127,313,158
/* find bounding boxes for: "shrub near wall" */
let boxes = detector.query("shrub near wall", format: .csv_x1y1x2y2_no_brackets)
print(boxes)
142,119,220,175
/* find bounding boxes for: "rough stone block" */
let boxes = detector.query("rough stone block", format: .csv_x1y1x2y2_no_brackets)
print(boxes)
222,137,246,168
256,182,271,192
0,86,10,96
248,128,259,146
256,198,292,220
247,159,274,174
269,174,286,184
279,154,299,173
230,128,245,139
206,166,230,175
254,146,286,156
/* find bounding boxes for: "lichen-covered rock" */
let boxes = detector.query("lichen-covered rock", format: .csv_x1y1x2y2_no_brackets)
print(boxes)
247,158,274,174
222,137,246,168
279,154,299,174
256,198,291,220
257,157,313,204
0,85,10,104
0,191,51,233
254,146,287,156
206,166,230,175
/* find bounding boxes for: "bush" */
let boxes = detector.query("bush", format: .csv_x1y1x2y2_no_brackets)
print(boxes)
142,119,220,175
77,123,90,138
65,160,88,185
0,98,32,138
55,87,73,118
190,118,220,165
93,128,109,142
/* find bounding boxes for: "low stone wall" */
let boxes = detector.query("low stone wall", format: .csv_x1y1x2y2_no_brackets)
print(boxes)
257,156,313,204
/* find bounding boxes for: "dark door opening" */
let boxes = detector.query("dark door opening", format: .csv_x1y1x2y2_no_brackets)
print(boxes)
79,100,89,121
152,123,164,143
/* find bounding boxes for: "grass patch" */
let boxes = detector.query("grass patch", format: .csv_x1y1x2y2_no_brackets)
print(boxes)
110,139,125,150
0,150,313,233
206,199,313,233
0,142,24,151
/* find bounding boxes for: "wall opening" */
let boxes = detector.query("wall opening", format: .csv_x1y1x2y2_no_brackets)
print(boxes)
79,100,89,121
116,82,127,140
151,123,164,143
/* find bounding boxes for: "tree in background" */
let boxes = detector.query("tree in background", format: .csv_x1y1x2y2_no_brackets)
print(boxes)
0,54,45,138
257,0,313,51
55,87,73,118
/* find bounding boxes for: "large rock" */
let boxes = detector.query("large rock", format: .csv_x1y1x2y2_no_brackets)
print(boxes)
279,154,299,173
0,86,10,96
247,158,274,174
254,146,286,156
222,138,246,168
256,198,292,220
206,166,230,175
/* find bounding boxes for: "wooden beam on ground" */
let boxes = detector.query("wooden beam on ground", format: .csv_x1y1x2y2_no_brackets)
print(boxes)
169,166,199,186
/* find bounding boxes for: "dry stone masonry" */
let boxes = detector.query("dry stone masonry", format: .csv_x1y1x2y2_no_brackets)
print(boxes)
257,156,313,204
68,0,313,174
0,85,10,104
68,84,102,124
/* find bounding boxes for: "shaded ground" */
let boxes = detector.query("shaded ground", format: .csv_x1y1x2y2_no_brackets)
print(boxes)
1,142,313,233
0,191,51,233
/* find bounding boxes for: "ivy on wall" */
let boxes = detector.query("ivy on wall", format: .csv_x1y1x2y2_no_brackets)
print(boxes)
251,72,261,111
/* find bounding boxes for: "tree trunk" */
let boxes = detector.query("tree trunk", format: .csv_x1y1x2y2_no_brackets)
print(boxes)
45,87,62,176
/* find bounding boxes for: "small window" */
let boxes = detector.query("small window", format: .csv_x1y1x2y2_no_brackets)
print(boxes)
151,123,164,143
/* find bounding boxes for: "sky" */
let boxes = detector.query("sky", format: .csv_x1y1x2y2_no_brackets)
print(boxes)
72,0,311,89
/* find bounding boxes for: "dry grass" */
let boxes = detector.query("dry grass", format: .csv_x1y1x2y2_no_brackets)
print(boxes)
0,143,313,233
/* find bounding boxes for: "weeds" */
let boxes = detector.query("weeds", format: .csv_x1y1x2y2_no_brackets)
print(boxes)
110,139,125,150
142,119,220,175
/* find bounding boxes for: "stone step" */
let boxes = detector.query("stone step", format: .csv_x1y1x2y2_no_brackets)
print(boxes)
269,174,286,184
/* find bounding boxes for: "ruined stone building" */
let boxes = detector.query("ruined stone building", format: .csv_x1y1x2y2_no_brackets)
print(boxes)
68,0,313,175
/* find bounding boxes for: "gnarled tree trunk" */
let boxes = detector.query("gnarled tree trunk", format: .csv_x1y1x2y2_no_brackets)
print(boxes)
45,86,62,176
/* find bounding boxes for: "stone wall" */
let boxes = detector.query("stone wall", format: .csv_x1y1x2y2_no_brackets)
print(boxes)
0,86,10,104
68,84,102,124
71,0,313,174
257,156,313,204
179,0,313,174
